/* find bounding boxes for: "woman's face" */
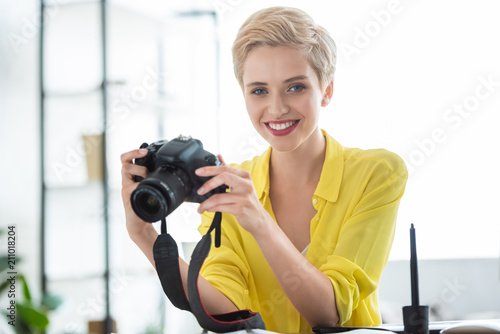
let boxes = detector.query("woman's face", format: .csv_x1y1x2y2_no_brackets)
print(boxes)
242,45,331,153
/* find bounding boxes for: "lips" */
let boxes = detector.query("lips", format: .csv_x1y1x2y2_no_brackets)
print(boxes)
265,120,300,136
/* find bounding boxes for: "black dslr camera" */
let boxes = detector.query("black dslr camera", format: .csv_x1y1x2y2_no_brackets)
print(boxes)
131,135,227,222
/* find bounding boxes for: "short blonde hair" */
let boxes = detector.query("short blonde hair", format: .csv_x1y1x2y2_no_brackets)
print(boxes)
232,6,337,89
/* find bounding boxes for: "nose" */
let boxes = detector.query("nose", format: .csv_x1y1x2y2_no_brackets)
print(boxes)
268,93,289,117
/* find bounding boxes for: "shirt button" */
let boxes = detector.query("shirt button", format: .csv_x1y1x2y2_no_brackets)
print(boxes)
313,198,318,204
316,217,319,221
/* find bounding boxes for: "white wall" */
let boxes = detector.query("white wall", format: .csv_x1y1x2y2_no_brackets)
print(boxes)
213,0,500,261
379,258,500,322
0,0,41,297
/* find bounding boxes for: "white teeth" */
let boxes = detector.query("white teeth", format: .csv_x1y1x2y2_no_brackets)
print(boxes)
268,121,296,130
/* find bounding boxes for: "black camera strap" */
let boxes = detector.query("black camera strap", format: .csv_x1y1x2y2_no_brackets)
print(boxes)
153,212,266,333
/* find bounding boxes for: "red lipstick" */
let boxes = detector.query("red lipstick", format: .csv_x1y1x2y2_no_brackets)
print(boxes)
265,120,300,136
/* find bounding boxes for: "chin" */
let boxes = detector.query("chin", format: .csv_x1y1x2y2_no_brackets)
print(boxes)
268,138,303,153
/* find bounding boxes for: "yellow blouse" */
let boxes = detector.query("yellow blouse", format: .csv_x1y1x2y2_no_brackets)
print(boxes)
198,130,408,333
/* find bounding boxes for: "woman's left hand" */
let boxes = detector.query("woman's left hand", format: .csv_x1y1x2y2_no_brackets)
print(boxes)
195,156,272,235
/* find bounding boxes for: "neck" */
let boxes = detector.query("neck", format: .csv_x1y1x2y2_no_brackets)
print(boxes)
269,128,326,185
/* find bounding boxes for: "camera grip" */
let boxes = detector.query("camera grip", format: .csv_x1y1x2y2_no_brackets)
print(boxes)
132,142,154,183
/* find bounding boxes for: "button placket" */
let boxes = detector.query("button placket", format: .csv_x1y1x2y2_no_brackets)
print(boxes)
312,196,321,222
312,196,320,223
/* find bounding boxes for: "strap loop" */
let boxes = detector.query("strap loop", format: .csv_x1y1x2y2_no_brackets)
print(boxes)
153,212,266,333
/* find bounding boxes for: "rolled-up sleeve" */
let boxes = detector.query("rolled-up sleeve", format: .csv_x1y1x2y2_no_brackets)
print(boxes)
318,151,408,325
197,212,251,310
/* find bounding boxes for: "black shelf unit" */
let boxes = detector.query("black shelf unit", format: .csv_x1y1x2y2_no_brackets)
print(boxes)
39,2,220,332
40,0,113,332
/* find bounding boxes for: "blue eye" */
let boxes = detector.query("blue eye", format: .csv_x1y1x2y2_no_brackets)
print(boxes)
251,88,267,95
289,85,305,93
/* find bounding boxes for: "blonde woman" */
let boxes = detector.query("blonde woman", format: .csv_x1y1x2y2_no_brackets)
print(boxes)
121,6,408,333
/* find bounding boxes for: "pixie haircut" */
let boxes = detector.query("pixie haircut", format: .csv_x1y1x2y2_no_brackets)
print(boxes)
232,6,337,89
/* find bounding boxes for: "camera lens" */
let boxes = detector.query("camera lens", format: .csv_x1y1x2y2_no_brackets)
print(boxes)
131,166,191,222
131,186,169,222
137,192,161,215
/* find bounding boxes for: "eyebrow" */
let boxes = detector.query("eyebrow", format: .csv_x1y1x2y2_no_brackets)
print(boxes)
246,75,309,87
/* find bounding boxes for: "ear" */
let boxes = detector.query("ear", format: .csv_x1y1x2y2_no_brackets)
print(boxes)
321,80,334,107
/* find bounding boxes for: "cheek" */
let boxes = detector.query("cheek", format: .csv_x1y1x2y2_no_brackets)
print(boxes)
245,99,262,123
294,95,321,115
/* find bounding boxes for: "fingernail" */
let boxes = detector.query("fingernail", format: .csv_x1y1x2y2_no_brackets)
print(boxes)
195,168,203,175
139,149,148,155
197,187,205,195
197,207,203,214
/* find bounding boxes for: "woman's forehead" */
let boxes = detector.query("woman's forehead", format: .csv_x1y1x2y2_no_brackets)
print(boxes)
242,45,318,85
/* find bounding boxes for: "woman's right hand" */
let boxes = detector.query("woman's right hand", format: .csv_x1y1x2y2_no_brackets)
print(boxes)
120,148,150,237
119,149,239,313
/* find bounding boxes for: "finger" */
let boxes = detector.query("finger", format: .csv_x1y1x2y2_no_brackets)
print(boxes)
197,171,253,197
198,203,239,215
217,154,226,166
123,164,148,180
195,165,250,179
197,193,242,214
196,172,232,196
120,148,148,165
121,151,148,188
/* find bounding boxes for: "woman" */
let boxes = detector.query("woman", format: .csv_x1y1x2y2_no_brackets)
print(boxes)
121,6,408,333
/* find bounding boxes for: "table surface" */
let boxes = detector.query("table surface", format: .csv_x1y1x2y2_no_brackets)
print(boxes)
202,319,500,334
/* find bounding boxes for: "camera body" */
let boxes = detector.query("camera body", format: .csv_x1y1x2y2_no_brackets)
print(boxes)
131,135,227,222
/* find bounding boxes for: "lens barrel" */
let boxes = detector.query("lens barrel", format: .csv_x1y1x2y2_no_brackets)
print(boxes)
131,167,191,222
131,185,169,222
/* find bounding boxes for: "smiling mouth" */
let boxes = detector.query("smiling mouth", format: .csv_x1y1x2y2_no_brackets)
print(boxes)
266,120,299,131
